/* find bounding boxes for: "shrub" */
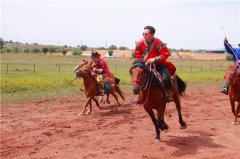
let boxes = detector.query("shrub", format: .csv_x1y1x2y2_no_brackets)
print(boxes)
13,47,20,53
119,46,128,50
32,48,42,53
131,51,136,58
108,50,114,57
2,48,12,53
73,49,82,55
80,45,88,51
226,54,233,61
23,48,30,53
97,47,106,50
109,45,118,50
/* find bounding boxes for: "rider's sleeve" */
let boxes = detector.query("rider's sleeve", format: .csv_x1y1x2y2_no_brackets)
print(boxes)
135,42,143,60
156,42,169,61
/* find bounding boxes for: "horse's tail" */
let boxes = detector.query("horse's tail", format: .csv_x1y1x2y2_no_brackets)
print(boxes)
176,74,187,96
115,85,125,100
115,77,120,85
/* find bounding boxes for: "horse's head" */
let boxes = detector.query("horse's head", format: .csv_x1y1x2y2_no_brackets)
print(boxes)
225,65,239,85
74,60,92,78
130,60,149,95
74,60,88,72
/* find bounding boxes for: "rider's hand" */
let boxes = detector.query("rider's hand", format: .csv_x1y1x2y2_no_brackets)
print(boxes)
146,58,156,64
93,67,97,72
91,72,96,76
238,60,240,64
224,36,228,42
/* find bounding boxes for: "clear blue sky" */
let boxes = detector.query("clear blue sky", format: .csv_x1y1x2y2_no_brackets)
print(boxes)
1,0,239,49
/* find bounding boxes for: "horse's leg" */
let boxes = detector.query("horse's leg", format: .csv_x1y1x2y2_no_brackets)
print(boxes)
86,99,93,115
235,102,240,123
173,94,187,128
230,98,235,116
156,104,169,131
106,94,110,104
144,107,160,141
160,103,169,130
110,91,120,106
93,97,100,108
80,97,91,115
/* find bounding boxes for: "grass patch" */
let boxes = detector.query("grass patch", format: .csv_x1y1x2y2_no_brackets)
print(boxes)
1,53,231,101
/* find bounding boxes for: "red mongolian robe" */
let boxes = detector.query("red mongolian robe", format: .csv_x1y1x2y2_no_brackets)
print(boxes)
135,38,176,75
91,57,112,78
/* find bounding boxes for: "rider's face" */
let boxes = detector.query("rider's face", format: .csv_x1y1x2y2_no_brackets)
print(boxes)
91,57,99,63
143,29,154,42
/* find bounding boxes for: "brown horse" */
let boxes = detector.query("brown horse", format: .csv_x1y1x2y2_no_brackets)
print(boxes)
74,62,125,115
130,60,187,141
225,65,240,124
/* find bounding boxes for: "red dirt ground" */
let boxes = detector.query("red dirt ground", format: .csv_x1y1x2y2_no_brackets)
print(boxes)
1,87,240,159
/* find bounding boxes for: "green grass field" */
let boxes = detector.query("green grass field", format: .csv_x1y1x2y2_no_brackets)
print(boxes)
1,53,231,101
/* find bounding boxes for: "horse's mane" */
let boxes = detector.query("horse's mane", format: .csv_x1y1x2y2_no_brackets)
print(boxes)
130,60,149,74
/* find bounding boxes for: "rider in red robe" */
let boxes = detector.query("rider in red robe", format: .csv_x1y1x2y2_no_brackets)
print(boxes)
90,51,112,95
135,26,176,102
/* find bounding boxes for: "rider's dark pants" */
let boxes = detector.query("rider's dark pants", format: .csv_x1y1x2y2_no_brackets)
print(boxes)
156,64,172,89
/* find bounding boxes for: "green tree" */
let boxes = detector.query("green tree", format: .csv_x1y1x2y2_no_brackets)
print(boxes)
108,50,114,57
0,38,5,50
80,45,88,51
48,46,57,54
42,47,49,55
61,49,67,56
109,45,118,50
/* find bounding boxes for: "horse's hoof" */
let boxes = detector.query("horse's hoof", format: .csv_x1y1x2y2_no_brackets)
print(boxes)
85,110,91,115
180,122,187,129
107,101,110,104
79,112,85,116
160,123,169,131
155,138,161,142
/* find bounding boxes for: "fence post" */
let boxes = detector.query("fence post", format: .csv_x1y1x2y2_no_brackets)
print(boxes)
33,63,35,73
59,64,60,74
6,63,8,74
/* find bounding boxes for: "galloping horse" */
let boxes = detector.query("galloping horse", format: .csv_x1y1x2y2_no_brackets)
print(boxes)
130,60,187,141
74,62,125,115
225,64,240,124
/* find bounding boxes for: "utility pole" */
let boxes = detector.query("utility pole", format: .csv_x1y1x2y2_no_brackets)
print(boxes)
57,38,60,53
106,38,108,54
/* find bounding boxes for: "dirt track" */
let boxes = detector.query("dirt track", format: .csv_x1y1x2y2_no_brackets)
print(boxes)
1,87,240,159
